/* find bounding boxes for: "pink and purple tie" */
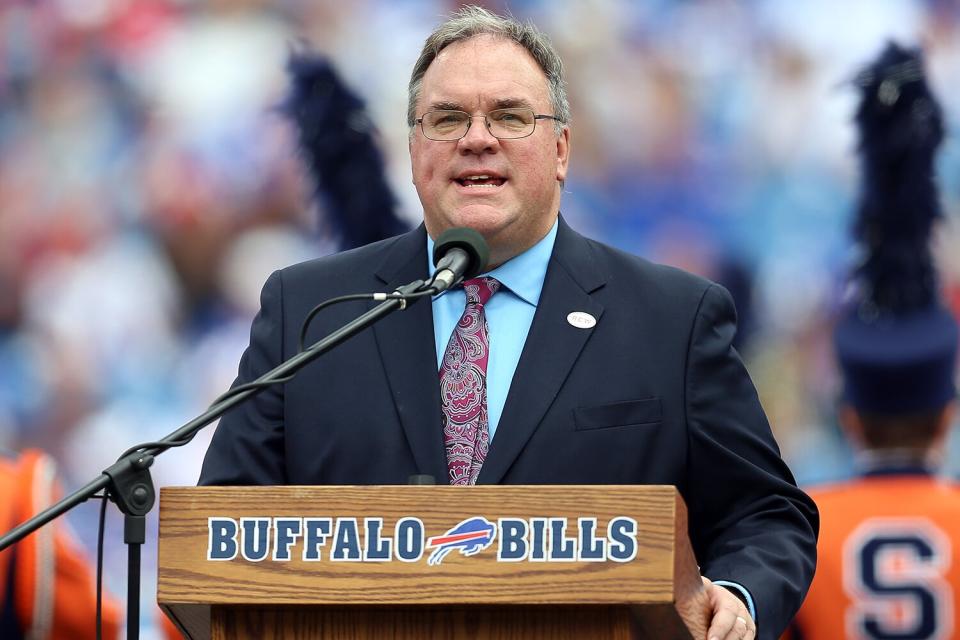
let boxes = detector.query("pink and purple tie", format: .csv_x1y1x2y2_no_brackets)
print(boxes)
440,277,501,485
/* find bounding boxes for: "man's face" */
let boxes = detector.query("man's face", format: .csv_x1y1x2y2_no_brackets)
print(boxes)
410,35,570,268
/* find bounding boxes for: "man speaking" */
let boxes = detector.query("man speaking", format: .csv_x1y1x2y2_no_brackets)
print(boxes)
200,7,817,639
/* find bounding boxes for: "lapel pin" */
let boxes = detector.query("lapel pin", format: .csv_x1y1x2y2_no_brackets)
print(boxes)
566,311,596,329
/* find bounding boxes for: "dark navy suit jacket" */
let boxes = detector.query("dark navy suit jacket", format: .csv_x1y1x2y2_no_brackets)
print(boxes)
199,218,818,638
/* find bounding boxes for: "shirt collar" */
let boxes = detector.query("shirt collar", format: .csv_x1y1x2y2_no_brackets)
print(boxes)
855,449,939,478
426,218,558,306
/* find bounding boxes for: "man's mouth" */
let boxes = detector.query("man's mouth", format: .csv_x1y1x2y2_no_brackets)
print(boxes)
454,174,507,188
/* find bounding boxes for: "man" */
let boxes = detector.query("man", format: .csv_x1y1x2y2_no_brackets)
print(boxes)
200,7,817,639
787,43,960,640
0,448,121,639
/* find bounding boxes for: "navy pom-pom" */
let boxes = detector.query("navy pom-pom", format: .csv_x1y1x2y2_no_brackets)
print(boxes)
835,42,958,415
851,42,944,316
281,51,408,249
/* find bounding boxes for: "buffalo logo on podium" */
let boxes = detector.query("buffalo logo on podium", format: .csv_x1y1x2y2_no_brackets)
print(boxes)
426,517,497,565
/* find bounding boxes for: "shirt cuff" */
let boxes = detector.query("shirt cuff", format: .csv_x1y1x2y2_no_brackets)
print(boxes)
712,580,757,625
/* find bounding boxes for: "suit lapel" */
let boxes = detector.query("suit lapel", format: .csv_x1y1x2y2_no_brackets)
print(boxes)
478,219,607,484
371,226,449,484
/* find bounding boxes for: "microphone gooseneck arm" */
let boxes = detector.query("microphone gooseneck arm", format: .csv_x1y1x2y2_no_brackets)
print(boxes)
430,227,490,292
432,247,474,292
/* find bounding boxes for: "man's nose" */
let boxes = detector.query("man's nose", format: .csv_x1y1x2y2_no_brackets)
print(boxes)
457,115,500,154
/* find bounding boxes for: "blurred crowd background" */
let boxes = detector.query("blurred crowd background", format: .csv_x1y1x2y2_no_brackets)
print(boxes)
3,0,960,635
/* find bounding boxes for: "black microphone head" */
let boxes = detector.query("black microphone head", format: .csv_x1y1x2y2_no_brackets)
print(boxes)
432,227,490,279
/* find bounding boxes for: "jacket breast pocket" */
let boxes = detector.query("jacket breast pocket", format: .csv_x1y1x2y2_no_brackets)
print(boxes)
573,397,662,431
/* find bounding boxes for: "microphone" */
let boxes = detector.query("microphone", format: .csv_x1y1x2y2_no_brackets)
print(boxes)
431,227,489,293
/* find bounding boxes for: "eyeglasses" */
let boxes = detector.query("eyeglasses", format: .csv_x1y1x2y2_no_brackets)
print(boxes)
415,108,565,141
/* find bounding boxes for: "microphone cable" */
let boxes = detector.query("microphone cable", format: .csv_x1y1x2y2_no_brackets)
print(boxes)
114,283,439,461
95,491,107,640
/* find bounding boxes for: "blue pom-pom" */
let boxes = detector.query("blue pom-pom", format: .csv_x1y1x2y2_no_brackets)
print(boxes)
280,51,409,249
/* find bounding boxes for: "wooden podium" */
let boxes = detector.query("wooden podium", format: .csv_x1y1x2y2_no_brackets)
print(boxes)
157,485,709,639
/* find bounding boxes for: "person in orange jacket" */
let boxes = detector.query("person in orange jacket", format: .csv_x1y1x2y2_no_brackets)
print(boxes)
786,43,960,640
0,448,122,639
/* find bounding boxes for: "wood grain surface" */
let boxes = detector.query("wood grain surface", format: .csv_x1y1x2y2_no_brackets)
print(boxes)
157,485,707,639
211,605,637,640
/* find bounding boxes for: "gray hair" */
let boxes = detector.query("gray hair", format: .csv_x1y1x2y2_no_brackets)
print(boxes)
407,5,570,135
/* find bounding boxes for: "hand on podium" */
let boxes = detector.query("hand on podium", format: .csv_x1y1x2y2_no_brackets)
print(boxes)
702,577,756,640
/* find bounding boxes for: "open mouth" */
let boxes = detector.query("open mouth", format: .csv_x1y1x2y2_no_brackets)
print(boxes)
455,175,507,188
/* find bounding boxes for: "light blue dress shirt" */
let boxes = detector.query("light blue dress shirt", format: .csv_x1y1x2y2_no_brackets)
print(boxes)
425,219,756,625
427,220,558,442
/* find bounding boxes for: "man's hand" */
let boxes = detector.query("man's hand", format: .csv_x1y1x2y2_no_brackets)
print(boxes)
702,577,756,640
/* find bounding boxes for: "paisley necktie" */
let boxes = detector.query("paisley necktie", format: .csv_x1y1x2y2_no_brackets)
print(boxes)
439,277,501,485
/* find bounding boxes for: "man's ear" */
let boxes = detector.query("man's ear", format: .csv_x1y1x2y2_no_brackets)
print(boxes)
838,404,866,449
409,134,415,183
556,126,570,183
932,400,957,446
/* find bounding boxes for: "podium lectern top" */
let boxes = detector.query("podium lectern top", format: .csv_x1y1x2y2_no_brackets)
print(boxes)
158,485,709,639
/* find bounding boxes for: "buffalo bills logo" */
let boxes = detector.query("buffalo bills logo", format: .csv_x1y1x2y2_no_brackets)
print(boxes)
426,517,496,565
